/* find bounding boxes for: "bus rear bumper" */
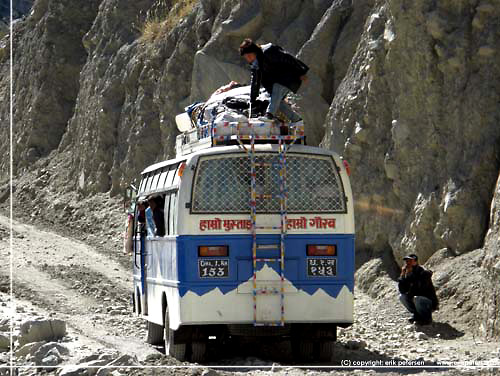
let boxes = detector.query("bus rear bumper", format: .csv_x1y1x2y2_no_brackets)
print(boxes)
177,284,353,327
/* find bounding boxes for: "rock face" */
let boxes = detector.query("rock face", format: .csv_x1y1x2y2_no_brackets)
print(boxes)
480,173,500,337
1,0,500,337
328,0,500,262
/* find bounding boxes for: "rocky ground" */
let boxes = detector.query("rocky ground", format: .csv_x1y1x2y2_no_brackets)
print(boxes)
0,214,499,375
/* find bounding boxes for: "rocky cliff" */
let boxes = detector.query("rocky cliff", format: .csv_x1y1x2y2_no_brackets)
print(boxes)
2,0,499,338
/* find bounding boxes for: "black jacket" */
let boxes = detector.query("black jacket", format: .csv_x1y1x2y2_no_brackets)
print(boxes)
398,265,439,311
249,44,309,102
153,208,165,237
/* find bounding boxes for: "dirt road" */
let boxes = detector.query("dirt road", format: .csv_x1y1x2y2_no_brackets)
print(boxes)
0,214,157,364
0,214,499,375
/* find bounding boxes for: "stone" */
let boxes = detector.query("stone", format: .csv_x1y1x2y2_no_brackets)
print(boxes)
415,332,428,340
201,370,218,376
15,341,46,358
33,342,69,363
59,359,111,376
144,352,162,362
19,319,66,345
0,334,9,350
96,354,138,376
59,366,90,376
0,319,9,331
41,353,61,367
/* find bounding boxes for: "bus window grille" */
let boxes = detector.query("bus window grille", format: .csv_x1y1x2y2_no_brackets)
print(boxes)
192,154,346,213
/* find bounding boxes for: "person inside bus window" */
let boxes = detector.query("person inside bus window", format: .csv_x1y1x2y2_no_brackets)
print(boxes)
145,200,156,237
148,197,165,237
137,201,146,224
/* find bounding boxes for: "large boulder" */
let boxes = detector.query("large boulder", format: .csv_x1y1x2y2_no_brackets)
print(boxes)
33,342,69,364
19,319,67,346
0,333,9,351
95,354,139,376
15,340,46,358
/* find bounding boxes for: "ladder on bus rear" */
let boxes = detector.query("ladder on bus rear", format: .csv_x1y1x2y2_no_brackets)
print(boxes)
236,125,303,327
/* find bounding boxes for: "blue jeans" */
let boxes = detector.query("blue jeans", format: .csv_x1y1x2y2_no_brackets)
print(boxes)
267,83,301,122
399,294,432,321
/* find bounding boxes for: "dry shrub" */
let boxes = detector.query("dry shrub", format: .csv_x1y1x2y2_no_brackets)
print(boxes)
140,0,197,43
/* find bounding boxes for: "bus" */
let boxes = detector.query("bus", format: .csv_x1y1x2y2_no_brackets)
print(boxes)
130,137,354,363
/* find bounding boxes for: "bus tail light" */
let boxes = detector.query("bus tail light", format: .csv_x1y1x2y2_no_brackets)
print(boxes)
342,159,351,176
307,245,336,256
199,246,228,257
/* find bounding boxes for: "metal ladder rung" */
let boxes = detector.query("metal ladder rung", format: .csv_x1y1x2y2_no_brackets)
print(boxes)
255,258,279,262
256,244,280,250
254,289,281,295
255,194,278,199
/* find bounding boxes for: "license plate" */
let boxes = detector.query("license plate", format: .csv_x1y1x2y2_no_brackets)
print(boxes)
198,259,229,278
307,258,336,277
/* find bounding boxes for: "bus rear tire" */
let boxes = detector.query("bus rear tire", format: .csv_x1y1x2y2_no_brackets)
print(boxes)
164,306,186,360
318,340,335,362
292,339,314,362
146,321,164,345
190,341,206,363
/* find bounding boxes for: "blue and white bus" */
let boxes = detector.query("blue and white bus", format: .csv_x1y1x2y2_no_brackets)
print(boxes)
130,139,354,362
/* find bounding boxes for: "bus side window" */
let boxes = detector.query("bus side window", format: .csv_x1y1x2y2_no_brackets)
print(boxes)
171,164,181,186
164,192,171,235
169,192,178,235
138,177,146,194
158,167,169,191
166,165,178,187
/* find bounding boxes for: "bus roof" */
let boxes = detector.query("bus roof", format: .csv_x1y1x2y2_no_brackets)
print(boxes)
141,144,341,175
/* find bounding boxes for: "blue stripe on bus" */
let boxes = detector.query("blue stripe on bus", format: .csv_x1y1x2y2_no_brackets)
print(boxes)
176,234,354,298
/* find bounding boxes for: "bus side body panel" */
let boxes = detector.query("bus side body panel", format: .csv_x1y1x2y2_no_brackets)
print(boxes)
133,237,181,328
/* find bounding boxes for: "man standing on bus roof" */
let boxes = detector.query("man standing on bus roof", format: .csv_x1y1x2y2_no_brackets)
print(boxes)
398,254,439,325
239,38,308,124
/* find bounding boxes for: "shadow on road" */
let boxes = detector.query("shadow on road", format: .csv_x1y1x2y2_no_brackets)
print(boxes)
416,321,464,340
201,338,449,373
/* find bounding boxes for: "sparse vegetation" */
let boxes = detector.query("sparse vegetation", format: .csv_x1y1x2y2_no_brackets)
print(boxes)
140,0,197,43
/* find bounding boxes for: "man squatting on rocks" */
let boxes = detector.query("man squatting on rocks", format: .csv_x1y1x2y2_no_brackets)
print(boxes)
398,254,439,325
238,38,308,125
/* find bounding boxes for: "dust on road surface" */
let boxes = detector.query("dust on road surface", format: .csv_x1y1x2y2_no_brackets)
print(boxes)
0,214,499,375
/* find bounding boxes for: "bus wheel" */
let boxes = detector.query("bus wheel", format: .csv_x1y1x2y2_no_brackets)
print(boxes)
318,340,335,362
292,339,314,362
146,321,164,345
190,342,206,363
164,306,186,360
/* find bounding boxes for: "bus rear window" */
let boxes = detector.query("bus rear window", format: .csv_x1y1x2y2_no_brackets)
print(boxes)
191,154,346,214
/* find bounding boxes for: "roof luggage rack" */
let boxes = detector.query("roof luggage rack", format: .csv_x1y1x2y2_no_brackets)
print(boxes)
175,119,305,156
